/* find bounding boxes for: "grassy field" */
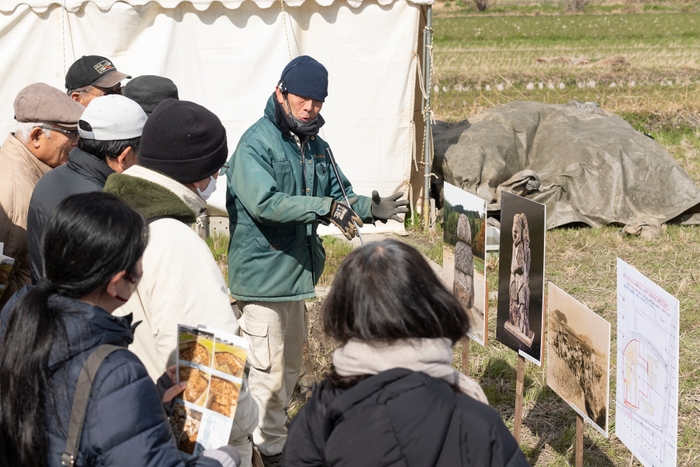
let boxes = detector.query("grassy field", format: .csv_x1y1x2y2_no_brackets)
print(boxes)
430,1,700,465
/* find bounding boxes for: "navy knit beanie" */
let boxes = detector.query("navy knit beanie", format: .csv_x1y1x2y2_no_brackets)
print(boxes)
279,56,328,102
138,99,227,184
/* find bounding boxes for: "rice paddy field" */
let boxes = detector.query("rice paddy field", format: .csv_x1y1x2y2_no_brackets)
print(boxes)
429,1,700,465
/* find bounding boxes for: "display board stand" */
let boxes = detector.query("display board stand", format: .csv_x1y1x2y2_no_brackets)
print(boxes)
576,414,584,467
513,355,526,442
461,337,470,376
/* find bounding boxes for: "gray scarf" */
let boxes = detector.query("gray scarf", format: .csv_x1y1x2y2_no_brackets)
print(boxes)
333,338,489,404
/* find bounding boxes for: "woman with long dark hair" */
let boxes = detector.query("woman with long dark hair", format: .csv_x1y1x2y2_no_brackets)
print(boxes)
0,192,238,467
283,239,529,466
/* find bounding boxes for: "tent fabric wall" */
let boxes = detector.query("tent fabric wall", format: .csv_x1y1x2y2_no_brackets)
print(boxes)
0,0,430,234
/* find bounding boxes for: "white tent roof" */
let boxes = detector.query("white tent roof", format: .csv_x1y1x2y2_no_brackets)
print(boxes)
1,0,433,11
0,0,430,233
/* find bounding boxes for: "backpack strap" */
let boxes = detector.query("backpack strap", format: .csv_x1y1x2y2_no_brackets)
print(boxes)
61,344,123,467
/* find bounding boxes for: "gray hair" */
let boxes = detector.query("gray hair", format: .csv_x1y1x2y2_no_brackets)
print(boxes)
15,122,52,142
66,85,94,96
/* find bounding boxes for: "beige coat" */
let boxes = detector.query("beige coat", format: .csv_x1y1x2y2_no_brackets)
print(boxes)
0,134,51,308
111,165,258,452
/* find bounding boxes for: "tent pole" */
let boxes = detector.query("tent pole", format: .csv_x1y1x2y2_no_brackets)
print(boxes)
422,5,433,228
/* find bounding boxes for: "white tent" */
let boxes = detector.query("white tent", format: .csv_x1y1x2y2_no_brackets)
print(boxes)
0,0,431,233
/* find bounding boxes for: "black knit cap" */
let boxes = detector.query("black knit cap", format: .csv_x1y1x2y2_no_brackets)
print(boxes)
138,99,227,184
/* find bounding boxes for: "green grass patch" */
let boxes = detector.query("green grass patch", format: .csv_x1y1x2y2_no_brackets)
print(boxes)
206,232,230,284
317,236,354,288
434,12,700,44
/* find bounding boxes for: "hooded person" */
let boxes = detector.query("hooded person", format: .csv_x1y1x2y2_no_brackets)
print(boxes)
222,55,409,466
102,99,258,467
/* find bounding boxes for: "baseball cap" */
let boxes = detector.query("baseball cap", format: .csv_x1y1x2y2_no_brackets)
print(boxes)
78,95,147,141
65,55,131,90
13,83,85,130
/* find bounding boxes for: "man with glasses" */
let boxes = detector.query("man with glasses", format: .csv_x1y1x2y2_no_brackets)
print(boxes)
27,95,147,282
0,83,84,308
65,55,131,106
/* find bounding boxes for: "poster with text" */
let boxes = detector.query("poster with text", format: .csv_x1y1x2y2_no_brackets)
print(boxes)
547,283,610,437
172,325,248,458
496,191,546,365
616,259,679,467
443,183,488,345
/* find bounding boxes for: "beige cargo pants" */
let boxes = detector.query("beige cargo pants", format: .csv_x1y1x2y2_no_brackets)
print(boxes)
238,300,306,457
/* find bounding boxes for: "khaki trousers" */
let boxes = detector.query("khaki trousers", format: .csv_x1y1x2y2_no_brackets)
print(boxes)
238,300,306,456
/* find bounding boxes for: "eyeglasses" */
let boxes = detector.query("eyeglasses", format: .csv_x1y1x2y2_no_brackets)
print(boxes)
124,272,142,285
40,126,79,139
219,162,230,176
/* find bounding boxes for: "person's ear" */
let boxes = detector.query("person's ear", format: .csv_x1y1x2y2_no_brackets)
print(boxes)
29,126,44,148
275,87,285,105
105,270,128,299
70,91,84,103
109,146,135,173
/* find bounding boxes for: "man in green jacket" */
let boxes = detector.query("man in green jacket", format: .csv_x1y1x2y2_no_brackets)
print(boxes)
224,55,407,466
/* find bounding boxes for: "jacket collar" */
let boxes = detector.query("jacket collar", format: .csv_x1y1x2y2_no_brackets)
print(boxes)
66,147,115,185
102,165,203,223
2,133,52,179
124,165,206,217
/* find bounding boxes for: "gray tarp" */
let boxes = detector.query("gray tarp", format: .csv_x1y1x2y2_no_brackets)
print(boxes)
433,101,700,230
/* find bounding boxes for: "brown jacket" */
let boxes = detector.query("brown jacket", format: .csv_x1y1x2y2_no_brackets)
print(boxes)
0,133,51,308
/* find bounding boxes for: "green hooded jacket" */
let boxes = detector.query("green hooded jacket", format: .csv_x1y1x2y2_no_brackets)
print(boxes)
225,95,372,302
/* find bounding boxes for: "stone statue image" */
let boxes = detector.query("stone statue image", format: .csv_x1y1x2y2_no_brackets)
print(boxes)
453,214,475,311
504,212,535,348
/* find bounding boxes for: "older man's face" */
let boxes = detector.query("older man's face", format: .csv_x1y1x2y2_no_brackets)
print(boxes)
275,88,323,122
38,126,79,167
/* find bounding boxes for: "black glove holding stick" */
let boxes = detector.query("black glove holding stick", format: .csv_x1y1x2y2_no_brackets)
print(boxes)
321,198,363,240
371,191,409,223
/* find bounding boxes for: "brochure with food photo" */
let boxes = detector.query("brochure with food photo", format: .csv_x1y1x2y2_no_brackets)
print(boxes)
0,243,16,301
171,325,248,458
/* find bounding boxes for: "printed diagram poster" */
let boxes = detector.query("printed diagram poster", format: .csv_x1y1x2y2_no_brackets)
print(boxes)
616,259,679,467
171,325,248,458
547,283,610,437
496,191,546,365
442,183,488,345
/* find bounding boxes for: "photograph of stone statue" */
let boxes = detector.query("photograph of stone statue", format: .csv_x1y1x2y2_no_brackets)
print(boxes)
496,191,545,365
547,283,610,437
442,183,488,345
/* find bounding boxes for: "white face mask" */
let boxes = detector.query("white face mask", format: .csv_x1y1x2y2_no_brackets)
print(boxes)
197,175,217,201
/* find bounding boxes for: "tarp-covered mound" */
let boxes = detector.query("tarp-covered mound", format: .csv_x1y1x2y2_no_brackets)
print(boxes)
433,101,700,230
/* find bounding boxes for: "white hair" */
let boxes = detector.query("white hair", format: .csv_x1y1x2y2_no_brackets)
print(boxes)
15,121,51,142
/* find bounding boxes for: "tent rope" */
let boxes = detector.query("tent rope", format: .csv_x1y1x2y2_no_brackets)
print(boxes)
280,0,293,60
61,0,67,73
60,0,75,75
414,33,435,173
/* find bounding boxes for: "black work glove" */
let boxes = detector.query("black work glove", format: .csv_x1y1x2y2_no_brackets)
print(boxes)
371,191,409,223
321,199,363,240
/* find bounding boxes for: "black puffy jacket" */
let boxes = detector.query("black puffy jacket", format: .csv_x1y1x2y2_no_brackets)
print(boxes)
283,368,530,467
0,288,221,467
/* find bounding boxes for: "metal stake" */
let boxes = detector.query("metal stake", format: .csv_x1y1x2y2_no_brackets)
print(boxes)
325,148,364,245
